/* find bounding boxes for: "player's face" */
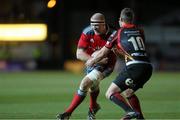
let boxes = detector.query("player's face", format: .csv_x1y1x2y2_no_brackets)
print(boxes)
91,23,106,35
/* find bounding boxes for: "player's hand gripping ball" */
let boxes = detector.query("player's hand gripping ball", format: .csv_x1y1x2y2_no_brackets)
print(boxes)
91,50,108,64
91,50,99,57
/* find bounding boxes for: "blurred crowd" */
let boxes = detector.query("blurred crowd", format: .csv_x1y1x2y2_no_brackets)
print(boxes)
0,0,180,71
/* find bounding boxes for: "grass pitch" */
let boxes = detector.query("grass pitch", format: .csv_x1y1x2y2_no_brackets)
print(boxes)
0,71,180,119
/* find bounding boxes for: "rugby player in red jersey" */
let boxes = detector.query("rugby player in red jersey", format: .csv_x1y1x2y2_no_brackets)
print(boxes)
57,13,116,120
86,8,153,120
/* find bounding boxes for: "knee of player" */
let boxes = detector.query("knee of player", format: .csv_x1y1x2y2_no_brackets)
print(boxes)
105,90,113,99
89,82,99,92
77,88,87,96
79,77,93,91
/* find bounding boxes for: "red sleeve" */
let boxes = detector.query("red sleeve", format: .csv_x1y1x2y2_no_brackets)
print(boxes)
77,33,89,49
105,31,118,49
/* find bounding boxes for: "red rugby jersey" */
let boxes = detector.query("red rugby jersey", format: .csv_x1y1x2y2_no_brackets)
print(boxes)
77,25,117,68
78,25,114,55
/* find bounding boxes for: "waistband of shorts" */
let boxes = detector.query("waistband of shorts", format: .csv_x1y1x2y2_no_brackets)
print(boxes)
126,60,151,66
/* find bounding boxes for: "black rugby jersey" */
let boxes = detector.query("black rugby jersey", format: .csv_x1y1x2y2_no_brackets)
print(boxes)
106,23,150,63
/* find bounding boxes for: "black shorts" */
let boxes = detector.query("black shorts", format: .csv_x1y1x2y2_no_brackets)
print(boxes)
113,63,153,91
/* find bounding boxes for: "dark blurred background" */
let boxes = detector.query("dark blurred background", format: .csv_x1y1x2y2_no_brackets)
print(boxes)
0,0,180,71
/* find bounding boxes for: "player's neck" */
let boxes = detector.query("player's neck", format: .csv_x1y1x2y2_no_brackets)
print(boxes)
121,22,134,28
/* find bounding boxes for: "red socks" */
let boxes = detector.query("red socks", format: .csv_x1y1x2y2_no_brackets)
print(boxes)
65,93,85,113
110,92,133,112
65,89,100,113
127,94,144,118
89,89,100,109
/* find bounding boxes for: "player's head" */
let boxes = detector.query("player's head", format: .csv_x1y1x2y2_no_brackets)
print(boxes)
119,8,134,27
90,13,106,35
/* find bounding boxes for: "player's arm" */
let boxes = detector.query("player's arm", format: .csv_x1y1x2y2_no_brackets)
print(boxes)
86,30,117,67
86,46,111,67
76,32,91,62
76,48,91,62
102,52,116,78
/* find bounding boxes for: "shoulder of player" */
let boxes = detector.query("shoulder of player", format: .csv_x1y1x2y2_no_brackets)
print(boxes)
121,24,144,32
132,24,145,35
137,25,145,33
82,26,94,35
107,30,118,42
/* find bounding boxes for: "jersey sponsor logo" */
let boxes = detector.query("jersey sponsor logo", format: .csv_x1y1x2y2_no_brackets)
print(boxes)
131,52,147,56
124,30,139,34
89,46,101,51
90,38,94,43
125,30,140,37
125,78,135,87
